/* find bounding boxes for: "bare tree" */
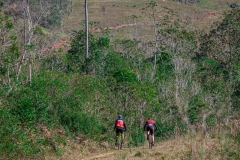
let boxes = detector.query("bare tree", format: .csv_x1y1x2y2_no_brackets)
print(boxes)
0,3,18,89
85,0,89,74
173,55,200,133
142,1,175,69
157,25,200,133
1,0,71,82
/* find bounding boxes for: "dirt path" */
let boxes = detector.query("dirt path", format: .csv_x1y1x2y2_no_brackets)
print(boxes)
78,143,170,160
45,133,223,160
81,151,116,160
77,134,222,160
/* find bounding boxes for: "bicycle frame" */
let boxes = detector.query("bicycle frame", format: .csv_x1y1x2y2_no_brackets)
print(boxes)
148,133,153,149
117,132,123,150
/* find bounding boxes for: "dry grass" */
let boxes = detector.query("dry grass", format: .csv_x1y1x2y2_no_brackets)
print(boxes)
57,0,237,53
45,137,112,160
42,120,240,159
63,0,236,41
44,130,238,160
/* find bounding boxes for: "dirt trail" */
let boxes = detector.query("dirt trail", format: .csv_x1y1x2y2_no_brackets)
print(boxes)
80,141,185,160
44,132,226,160
81,152,116,160
78,135,221,160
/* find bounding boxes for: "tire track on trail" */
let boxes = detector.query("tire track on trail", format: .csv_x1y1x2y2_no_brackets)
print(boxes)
81,151,116,160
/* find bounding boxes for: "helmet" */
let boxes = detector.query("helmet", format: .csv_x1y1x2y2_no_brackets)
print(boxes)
148,117,151,120
118,115,122,119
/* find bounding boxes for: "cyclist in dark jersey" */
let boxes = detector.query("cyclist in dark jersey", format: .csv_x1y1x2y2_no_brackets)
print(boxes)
114,115,127,145
144,117,157,146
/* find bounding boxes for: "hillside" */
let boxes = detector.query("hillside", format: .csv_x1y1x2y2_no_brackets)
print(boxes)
0,0,240,159
54,0,236,51
45,128,240,160
42,0,237,51
63,0,235,37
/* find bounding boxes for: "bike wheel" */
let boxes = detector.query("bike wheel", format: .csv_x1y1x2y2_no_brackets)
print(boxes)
118,135,122,150
120,140,123,150
148,134,153,149
118,142,121,150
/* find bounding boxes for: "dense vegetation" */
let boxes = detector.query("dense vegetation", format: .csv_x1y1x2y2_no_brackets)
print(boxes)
0,1,239,159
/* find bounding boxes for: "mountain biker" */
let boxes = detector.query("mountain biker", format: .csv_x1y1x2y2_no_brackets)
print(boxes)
144,117,157,146
114,115,127,145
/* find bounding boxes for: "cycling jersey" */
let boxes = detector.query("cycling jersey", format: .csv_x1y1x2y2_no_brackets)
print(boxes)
115,119,126,128
145,119,155,126
144,118,157,131
115,119,124,128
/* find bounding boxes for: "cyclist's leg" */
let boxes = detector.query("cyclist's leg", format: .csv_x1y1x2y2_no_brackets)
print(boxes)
121,129,124,143
115,129,120,145
147,130,150,140
151,128,155,145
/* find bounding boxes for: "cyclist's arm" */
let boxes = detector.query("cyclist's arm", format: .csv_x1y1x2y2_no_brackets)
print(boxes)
123,121,127,131
143,123,146,131
154,124,157,131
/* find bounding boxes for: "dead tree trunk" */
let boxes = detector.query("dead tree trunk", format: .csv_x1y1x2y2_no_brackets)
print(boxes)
85,0,89,75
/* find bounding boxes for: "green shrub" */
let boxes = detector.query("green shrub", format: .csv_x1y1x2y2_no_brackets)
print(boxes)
128,127,145,146
59,107,106,140
0,107,43,159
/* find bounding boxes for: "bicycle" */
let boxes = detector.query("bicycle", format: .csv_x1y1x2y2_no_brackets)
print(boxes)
116,132,124,150
148,133,153,149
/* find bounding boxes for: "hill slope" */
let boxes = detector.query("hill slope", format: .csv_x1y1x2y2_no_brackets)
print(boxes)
63,0,234,33
45,132,238,160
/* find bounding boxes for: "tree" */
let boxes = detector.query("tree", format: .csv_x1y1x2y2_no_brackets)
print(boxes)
0,2,19,89
2,0,71,83
196,9,240,124
158,23,199,132
85,0,89,74
67,30,109,76
141,0,175,69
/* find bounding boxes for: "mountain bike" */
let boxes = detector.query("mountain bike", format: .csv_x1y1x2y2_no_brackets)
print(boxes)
116,133,124,150
148,133,153,149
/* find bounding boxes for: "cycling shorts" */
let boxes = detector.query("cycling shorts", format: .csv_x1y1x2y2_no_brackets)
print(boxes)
146,125,154,134
116,127,125,135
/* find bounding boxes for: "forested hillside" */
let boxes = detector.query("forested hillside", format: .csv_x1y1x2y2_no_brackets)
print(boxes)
0,0,239,159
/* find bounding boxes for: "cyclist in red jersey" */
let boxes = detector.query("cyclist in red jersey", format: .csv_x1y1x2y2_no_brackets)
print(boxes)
114,115,127,145
144,118,157,146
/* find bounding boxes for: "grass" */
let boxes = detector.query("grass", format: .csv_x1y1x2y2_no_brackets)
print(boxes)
44,130,238,160
42,119,240,159
63,0,233,43
197,0,217,9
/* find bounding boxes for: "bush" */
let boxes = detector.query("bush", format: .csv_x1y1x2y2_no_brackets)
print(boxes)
0,107,43,159
59,105,106,140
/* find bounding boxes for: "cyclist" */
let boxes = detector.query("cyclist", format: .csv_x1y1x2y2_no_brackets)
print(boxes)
114,115,127,145
144,117,157,146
